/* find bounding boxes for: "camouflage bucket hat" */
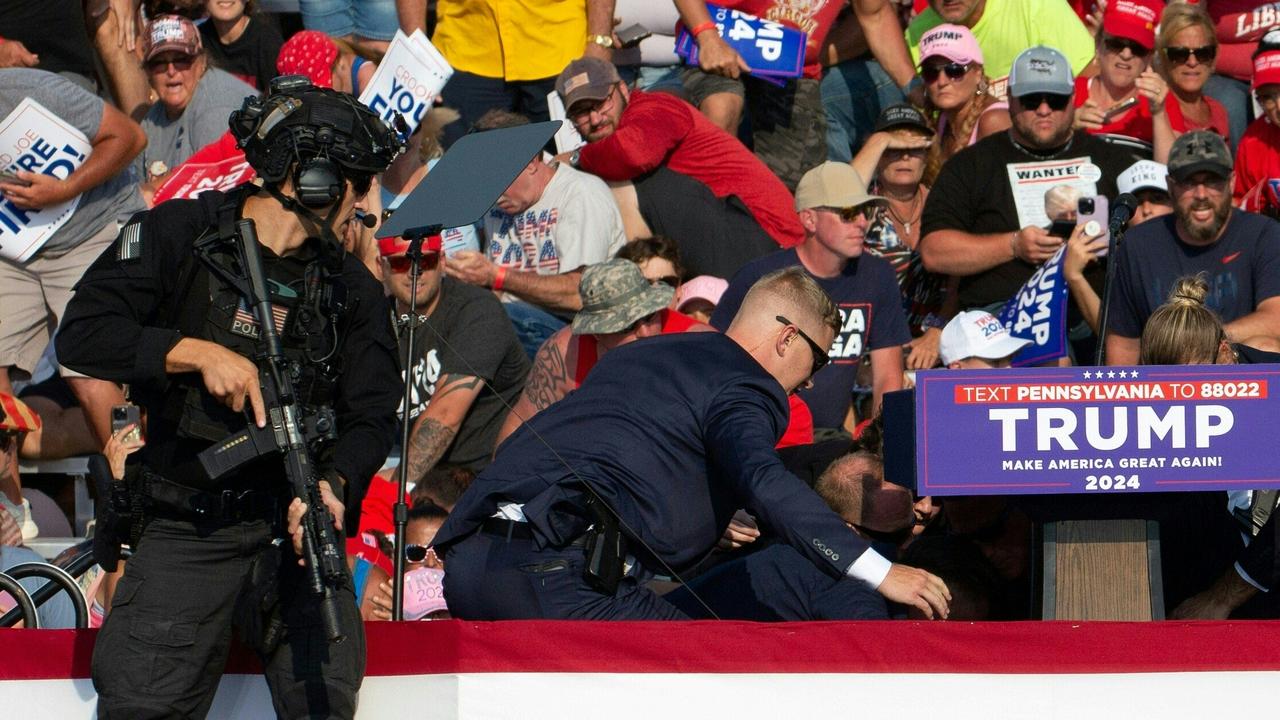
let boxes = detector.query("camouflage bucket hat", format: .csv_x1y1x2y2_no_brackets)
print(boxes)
571,259,674,335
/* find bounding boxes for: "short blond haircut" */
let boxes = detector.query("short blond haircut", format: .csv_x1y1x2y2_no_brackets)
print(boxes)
1139,275,1225,365
736,266,840,336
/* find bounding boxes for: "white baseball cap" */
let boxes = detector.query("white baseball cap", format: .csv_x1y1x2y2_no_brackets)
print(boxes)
939,311,1030,365
1118,160,1169,195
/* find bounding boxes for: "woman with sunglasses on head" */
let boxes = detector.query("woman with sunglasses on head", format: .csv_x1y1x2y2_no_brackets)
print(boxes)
915,24,1011,186
1073,0,1174,163
1156,3,1231,143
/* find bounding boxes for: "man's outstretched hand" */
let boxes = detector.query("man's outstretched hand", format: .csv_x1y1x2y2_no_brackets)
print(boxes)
877,563,951,619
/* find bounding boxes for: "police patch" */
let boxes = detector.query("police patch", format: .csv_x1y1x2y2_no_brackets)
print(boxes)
116,222,142,262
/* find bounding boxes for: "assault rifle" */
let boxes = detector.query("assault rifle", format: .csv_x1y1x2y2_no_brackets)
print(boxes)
196,217,348,643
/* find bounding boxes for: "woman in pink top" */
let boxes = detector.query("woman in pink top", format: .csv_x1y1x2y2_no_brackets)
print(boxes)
1156,3,1231,143
1073,0,1173,163
916,24,1010,185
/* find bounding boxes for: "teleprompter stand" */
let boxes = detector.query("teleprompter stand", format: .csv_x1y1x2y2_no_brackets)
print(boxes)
379,120,561,620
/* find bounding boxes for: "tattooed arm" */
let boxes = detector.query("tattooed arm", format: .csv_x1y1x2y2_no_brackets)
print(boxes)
405,373,484,485
495,327,578,448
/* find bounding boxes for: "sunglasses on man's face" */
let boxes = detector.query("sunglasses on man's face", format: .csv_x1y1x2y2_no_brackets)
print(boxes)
920,62,970,83
386,253,440,274
1102,35,1150,58
1016,92,1072,111
1164,45,1217,64
776,315,830,379
823,204,878,223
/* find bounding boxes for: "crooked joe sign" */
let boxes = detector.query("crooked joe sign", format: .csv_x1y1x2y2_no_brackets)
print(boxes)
914,365,1280,496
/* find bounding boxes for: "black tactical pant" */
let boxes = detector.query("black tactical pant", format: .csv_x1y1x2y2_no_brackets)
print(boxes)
92,514,364,719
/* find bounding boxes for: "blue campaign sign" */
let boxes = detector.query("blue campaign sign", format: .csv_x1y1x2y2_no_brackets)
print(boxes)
676,4,807,78
997,245,1069,367
913,364,1280,497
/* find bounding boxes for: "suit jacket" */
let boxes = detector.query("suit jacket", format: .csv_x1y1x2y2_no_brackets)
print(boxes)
433,332,870,578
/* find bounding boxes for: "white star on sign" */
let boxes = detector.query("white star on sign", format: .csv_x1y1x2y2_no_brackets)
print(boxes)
1107,371,1117,378
1130,370,1139,378
1082,371,1093,379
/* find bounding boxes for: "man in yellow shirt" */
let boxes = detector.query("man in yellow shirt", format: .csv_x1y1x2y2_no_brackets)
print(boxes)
905,0,1094,99
395,0,619,144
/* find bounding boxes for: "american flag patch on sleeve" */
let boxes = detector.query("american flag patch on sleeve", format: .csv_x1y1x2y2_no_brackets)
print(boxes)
117,222,142,262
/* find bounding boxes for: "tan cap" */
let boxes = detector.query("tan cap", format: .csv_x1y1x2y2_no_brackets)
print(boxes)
794,162,885,212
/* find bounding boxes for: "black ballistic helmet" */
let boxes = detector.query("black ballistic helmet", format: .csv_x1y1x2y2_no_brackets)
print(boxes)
229,75,405,206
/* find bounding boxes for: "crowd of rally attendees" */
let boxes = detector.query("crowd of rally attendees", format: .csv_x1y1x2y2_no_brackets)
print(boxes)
5,0,1280,626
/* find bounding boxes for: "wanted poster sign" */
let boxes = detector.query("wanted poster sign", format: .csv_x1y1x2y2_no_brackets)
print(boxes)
359,30,452,135
1005,156,1100,229
0,98,91,262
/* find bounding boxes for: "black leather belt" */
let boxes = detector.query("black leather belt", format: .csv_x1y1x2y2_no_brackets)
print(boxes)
143,469,279,523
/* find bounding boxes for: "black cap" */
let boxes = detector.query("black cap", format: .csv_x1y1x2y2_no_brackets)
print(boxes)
1167,130,1232,183
874,104,931,134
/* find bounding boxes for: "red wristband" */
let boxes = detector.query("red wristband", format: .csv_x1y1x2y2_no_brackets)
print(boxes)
492,265,508,291
690,21,717,39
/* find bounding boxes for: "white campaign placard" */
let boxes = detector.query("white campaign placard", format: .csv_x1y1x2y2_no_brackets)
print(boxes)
359,30,453,135
546,91,585,154
1004,156,1099,229
0,98,91,262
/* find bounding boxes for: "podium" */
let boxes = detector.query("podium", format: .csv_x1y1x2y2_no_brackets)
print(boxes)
1040,519,1163,620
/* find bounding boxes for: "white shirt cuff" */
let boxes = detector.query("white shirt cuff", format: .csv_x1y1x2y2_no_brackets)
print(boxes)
1234,562,1270,593
846,548,892,588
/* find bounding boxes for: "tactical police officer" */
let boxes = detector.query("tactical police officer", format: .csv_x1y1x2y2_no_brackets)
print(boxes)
57,77,403,719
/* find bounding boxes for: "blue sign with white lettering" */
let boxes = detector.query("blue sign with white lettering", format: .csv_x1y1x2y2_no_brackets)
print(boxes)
997,245,1069,367
675,4,807,79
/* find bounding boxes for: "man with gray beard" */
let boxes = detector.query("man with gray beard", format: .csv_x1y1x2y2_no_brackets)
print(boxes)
1105,130,1280,365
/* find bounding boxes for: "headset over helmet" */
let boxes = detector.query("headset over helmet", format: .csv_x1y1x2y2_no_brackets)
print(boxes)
229,75,405,208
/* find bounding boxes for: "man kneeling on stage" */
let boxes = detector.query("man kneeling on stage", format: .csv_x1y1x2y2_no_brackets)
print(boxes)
433,267,951,620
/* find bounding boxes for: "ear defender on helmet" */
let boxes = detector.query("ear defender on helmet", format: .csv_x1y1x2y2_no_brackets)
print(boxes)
229,75,406,203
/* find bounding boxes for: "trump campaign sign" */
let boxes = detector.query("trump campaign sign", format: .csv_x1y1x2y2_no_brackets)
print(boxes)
152,155,256,204
359,30,452,135
0,98,91,262
913,364,1280,496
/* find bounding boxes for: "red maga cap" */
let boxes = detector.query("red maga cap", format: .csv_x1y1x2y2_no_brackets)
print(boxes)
1103,0,1161,50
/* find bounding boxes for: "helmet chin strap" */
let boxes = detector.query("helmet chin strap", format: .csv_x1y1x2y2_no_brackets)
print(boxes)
266,183,348,256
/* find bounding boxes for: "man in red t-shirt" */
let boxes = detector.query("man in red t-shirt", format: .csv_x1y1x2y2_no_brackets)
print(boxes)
1233,37,1280,203
555,56,802,280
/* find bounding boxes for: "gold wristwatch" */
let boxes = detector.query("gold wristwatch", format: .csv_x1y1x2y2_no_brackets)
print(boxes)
587,34,614,49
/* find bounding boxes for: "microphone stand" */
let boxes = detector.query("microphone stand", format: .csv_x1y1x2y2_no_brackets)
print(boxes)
392,225,441,622
1093,218,1128,366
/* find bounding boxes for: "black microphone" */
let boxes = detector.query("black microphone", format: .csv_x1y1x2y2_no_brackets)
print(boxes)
1108,193,1138,233
357,212,378,229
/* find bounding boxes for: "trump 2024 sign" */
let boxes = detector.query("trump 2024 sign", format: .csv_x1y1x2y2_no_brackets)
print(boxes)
914,365,1280,496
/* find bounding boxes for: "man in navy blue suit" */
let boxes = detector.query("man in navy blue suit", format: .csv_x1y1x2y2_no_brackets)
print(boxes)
433,266,951,620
